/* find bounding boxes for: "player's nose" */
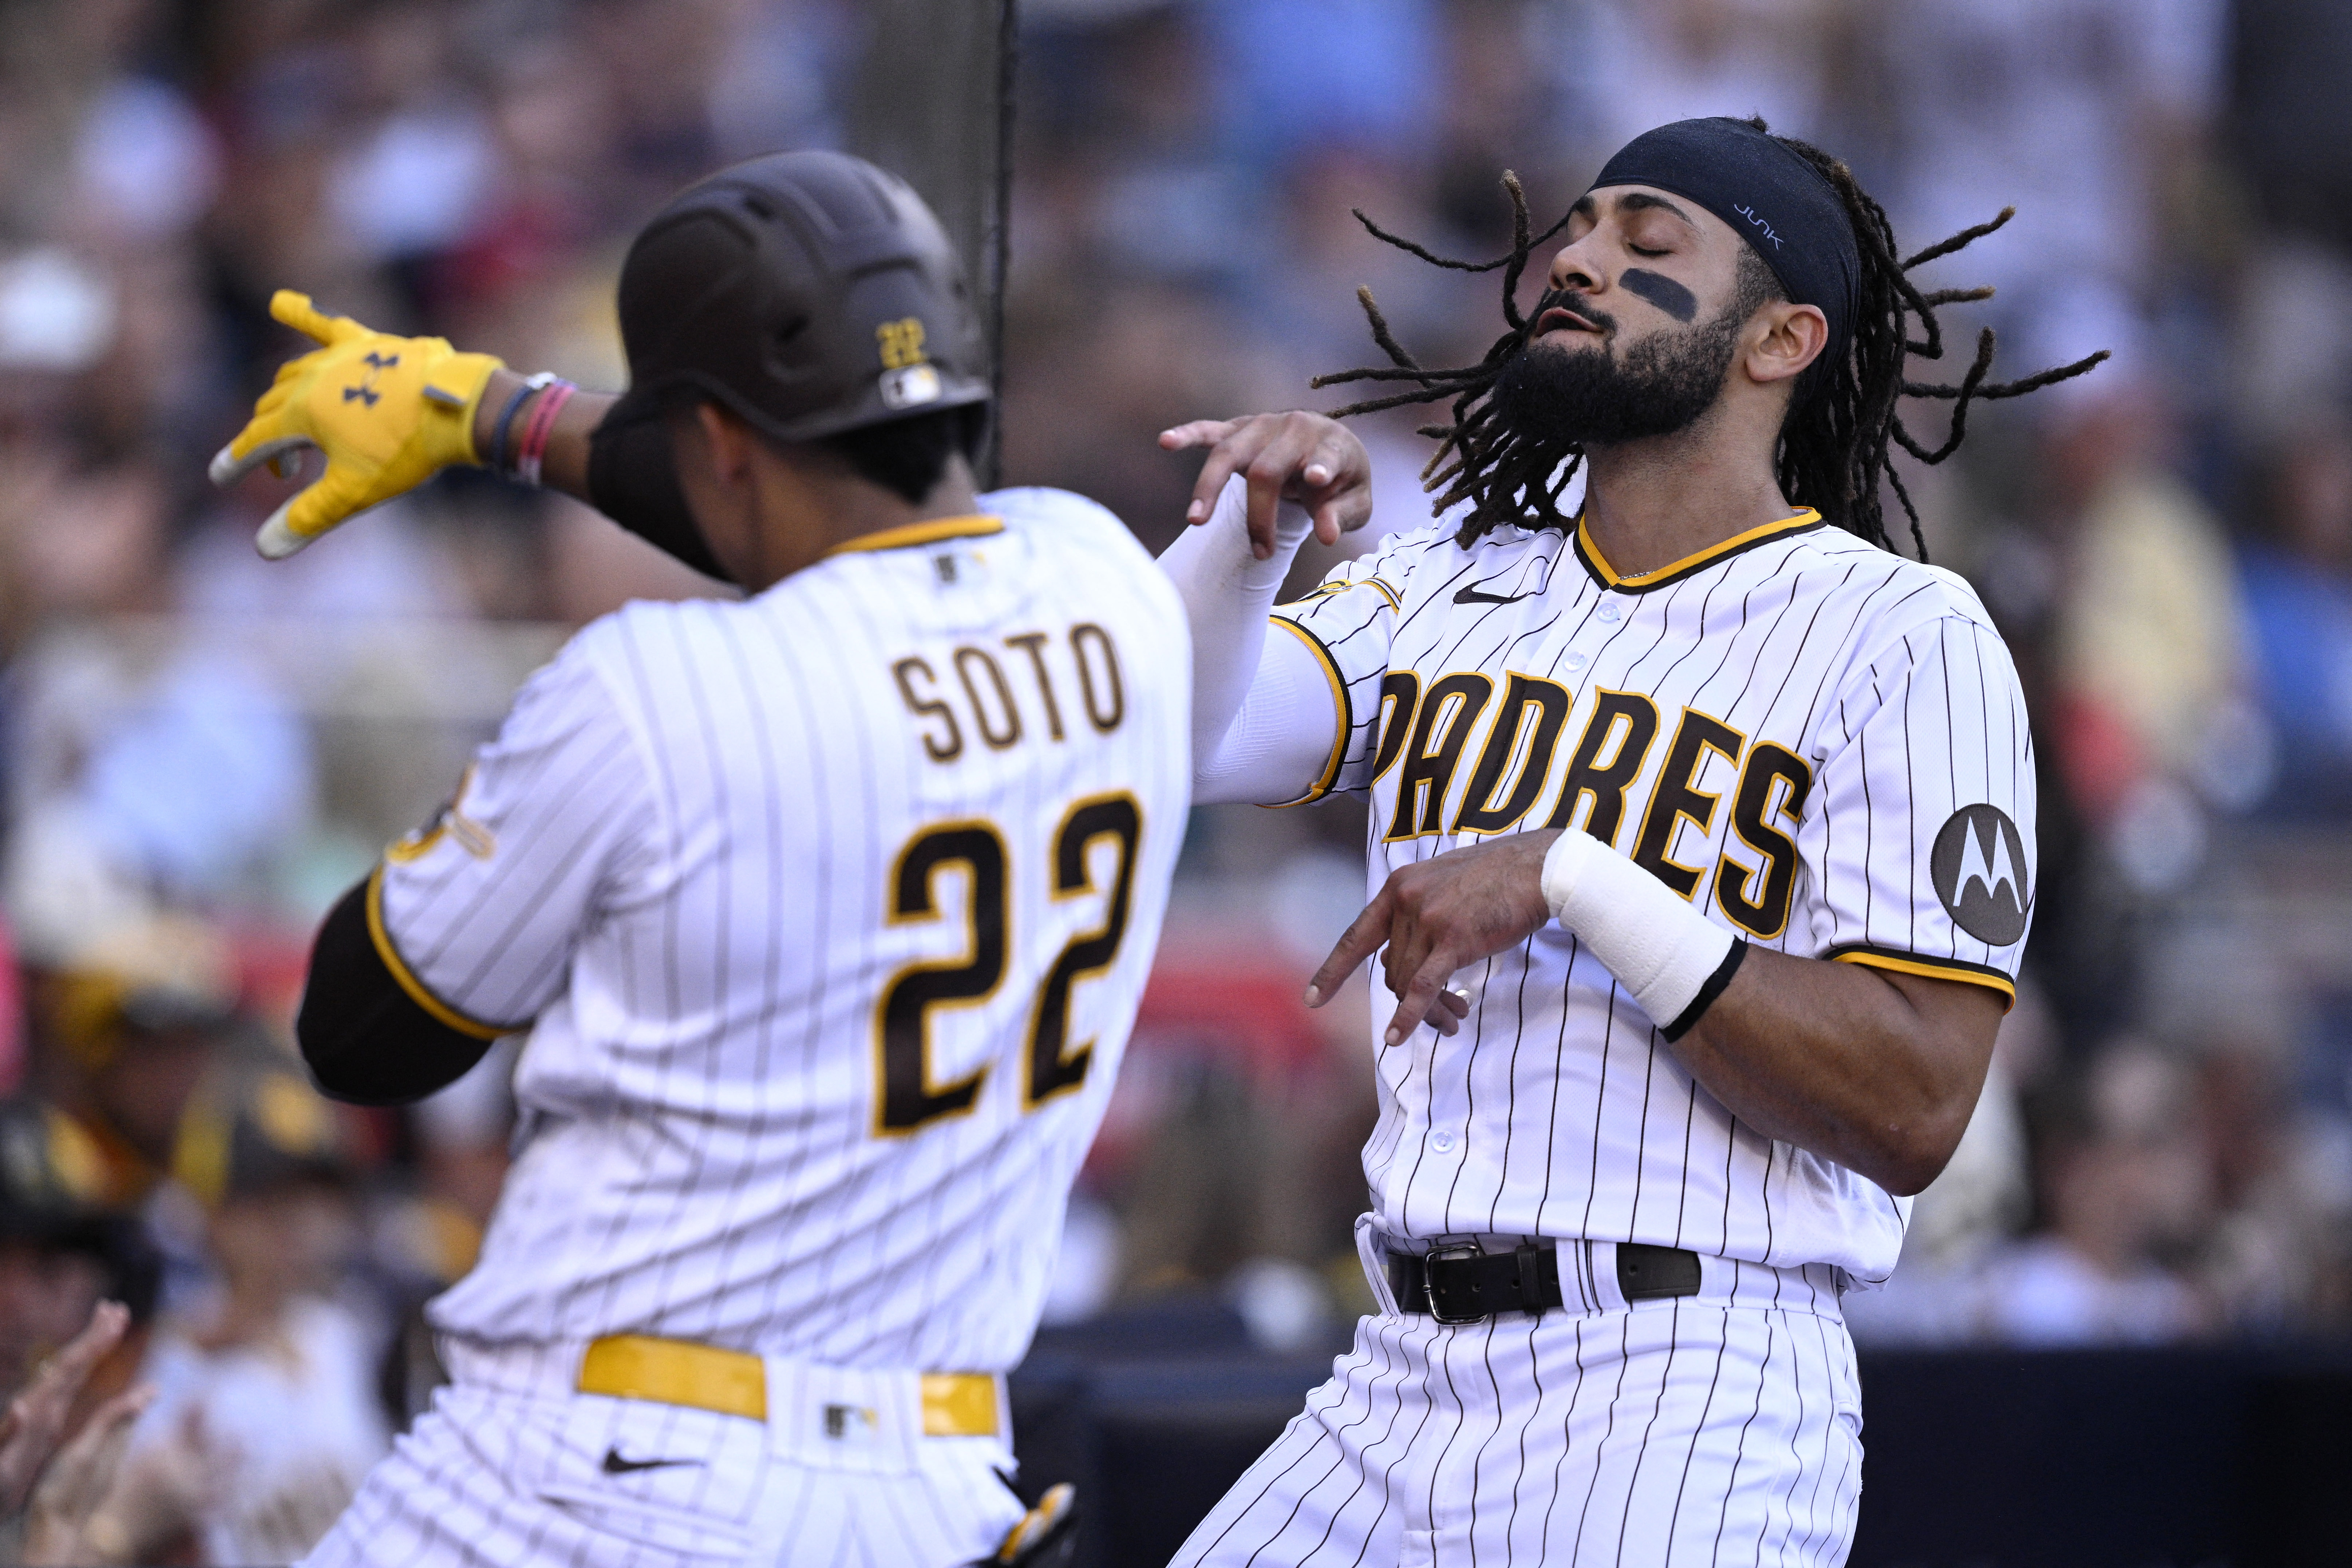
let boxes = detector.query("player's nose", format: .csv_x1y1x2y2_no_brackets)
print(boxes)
1546,240,1602,297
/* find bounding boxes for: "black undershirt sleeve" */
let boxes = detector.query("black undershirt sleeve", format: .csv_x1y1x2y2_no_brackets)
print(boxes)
585,411,735,584
297,876,499,1106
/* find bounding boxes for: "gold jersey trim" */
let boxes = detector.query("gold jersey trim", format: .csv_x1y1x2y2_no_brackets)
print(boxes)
825,514,1005,558
366,864,509,1041
1828,945,2017,1008
1264,615,1351,807
1574,508,1825,593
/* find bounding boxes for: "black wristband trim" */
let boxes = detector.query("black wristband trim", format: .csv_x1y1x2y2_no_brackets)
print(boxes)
1662,937,1748,1042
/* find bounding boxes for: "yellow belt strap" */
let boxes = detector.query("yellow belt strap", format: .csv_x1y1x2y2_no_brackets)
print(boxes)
918,1371,1001,1437
576,1335,999,1436
580,1335,767,1421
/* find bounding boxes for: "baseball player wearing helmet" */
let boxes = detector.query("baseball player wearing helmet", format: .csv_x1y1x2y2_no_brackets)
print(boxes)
219,151,1189,1567
1150,118,2100,1565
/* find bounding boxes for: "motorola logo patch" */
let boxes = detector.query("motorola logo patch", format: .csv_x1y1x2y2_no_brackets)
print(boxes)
1930,805,2028,946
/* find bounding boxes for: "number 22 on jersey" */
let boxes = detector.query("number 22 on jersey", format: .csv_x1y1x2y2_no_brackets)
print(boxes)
874,793,1141,1136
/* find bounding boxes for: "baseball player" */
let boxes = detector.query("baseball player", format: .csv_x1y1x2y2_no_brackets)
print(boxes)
209,151,1189,1566
1152,118,2100,1565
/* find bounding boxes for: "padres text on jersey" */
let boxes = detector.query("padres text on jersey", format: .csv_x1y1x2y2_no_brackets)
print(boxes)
1273,507,2034,1282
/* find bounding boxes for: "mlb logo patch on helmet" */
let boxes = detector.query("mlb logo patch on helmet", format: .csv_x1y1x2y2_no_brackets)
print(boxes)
879,364,943,409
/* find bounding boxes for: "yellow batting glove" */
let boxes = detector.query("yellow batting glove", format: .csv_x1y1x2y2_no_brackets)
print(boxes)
208,290,503,559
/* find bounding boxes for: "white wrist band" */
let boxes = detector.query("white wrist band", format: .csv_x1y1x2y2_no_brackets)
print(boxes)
1540,829,1746,1040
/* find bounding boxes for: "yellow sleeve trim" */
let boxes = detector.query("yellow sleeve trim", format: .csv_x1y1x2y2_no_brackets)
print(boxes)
824,514,1004,557
365,864,509,1041
1831,949,2017,1008
1262,615,1349,808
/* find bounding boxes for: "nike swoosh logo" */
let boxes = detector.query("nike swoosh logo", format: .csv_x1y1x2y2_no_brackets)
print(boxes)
601,1447,702,1475
1454,584,1534,605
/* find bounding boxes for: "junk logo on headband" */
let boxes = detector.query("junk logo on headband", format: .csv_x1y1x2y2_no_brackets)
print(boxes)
1589,117,1861,372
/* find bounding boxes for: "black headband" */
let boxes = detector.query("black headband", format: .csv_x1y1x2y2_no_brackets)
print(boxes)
1590,117,1859,376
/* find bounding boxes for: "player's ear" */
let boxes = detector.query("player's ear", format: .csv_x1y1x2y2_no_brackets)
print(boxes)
1745,301,1827,389
691,401,760,487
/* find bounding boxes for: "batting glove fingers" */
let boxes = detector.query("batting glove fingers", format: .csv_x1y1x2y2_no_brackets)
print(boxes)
211,289,504,559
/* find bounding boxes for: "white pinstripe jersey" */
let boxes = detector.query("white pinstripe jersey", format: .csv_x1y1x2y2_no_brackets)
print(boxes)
1274,507,2035,1282
369,488,1189,1370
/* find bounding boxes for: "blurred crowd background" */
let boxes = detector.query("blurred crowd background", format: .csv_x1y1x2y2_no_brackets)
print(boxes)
3,0,2352,1558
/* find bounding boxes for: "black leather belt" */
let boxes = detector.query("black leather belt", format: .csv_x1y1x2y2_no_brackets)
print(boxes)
1387,1241,1702,1323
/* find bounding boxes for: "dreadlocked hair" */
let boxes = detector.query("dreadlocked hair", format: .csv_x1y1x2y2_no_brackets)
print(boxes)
1311,120,2109,557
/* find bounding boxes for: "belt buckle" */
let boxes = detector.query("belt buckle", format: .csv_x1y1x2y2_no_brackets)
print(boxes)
1422,1240,1487,1325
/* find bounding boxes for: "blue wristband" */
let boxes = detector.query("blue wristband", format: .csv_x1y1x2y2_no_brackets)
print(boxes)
489,372,554,476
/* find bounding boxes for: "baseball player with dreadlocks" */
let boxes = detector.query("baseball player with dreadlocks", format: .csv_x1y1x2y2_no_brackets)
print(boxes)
208,150,1188,1566
1155,117,2102,1565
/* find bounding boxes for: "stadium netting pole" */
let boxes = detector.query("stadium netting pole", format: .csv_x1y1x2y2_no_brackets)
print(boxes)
847,0,1017,490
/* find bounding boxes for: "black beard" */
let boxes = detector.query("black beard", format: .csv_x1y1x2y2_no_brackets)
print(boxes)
1490,293,1746,450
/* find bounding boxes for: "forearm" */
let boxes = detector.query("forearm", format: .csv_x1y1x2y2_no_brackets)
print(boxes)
1672,954,2002,1195
473,367,612,503
1536,825,1998,1193
471,369,728,580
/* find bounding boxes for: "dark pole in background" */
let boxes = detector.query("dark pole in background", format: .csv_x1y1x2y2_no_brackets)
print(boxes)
846,0,1017,488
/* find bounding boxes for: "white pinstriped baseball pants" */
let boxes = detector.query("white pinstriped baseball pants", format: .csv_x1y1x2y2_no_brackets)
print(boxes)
1171,1233,1863,1568
298,1341,1029,1568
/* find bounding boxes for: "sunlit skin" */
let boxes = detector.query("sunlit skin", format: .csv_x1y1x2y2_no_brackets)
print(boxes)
1158,188,2004,1198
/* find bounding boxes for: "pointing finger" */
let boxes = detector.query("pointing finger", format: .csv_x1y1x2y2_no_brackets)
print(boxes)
255,459,364,558
278,462,371,551
1242,430,1315,559
1159,419,1238,452
255,498,315,559
210,433,310,489
1185,422,1272,527
1305,891,1394,1007
1430,986,1471,1037
1307,429,1371,544
1186,443,1250,529
268,289,357,347
46,1300,128,1385
1381,950,1461,1046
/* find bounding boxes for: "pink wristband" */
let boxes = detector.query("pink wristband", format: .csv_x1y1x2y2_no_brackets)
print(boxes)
514,379,576,488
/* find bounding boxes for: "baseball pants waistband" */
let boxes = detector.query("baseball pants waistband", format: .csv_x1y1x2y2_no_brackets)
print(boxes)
437,1334,1009,1466
1355,1220,1848,1325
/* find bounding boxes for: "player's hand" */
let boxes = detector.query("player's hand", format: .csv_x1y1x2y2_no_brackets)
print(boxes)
1159,412,1373,560
1305,831,1559,1046
209,290,504,559
0,1299,131,1516
17,1381,154,1565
